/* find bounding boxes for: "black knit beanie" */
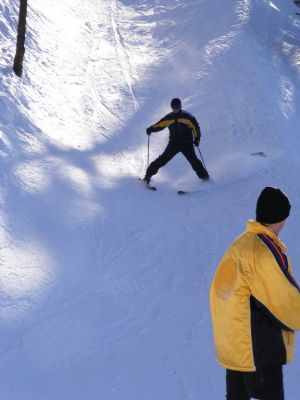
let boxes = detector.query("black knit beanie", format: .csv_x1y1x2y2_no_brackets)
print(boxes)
256,187,291,224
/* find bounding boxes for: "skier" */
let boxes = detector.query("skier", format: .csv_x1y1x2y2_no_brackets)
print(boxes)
143,98,209,184
210,187,300,400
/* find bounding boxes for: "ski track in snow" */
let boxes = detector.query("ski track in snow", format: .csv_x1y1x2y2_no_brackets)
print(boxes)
110,0,139,111
1,0,300,399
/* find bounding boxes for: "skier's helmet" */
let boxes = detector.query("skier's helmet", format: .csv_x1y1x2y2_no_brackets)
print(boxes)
170,98,181,109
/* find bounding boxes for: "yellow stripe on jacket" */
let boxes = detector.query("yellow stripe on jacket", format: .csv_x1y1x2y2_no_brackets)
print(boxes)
152,118,198,139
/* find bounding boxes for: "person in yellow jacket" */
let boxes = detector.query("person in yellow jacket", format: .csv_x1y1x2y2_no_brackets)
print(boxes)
210,186,300,400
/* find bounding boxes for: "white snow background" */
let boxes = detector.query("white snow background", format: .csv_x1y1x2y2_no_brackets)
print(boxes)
1,0,300,399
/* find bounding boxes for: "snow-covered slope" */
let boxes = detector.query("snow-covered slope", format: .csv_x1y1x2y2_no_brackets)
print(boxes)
1,0,300,399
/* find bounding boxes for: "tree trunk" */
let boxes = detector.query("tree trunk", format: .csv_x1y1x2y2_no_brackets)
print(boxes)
13,0,28,77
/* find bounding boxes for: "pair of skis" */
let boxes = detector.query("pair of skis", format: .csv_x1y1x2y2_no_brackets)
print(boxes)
139,151,266,195
139,178,193,195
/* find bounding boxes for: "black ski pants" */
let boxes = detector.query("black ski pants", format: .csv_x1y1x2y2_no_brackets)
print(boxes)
146,141,209,179
226,367,284,400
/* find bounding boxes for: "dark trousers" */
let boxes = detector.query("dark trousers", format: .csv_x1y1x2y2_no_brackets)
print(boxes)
226,367,284,400
146,141,209,179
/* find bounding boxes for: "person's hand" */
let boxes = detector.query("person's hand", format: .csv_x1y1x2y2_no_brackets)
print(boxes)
146,128,152,136
194,138,199,147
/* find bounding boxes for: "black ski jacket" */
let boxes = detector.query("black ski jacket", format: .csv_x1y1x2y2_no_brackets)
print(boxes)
147,109,201,144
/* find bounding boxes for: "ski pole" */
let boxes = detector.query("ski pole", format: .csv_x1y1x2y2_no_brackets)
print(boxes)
197,146,207,170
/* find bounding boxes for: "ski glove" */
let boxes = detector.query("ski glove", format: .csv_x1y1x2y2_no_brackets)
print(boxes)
146,127,152,136
194,138,200,147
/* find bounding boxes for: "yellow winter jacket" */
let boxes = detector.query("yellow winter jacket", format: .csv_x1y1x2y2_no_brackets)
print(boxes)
210,220,300,372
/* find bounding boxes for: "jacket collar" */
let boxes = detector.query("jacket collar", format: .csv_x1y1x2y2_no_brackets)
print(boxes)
246,220,287,252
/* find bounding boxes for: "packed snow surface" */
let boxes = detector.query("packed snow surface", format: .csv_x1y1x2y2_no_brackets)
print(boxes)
1,0,300,399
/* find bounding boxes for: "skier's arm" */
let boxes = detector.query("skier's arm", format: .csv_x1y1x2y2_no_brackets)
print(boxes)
147,115,173,133
175,114,201,144
248,252,300,330
190,115,201,142
250,295,292,331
